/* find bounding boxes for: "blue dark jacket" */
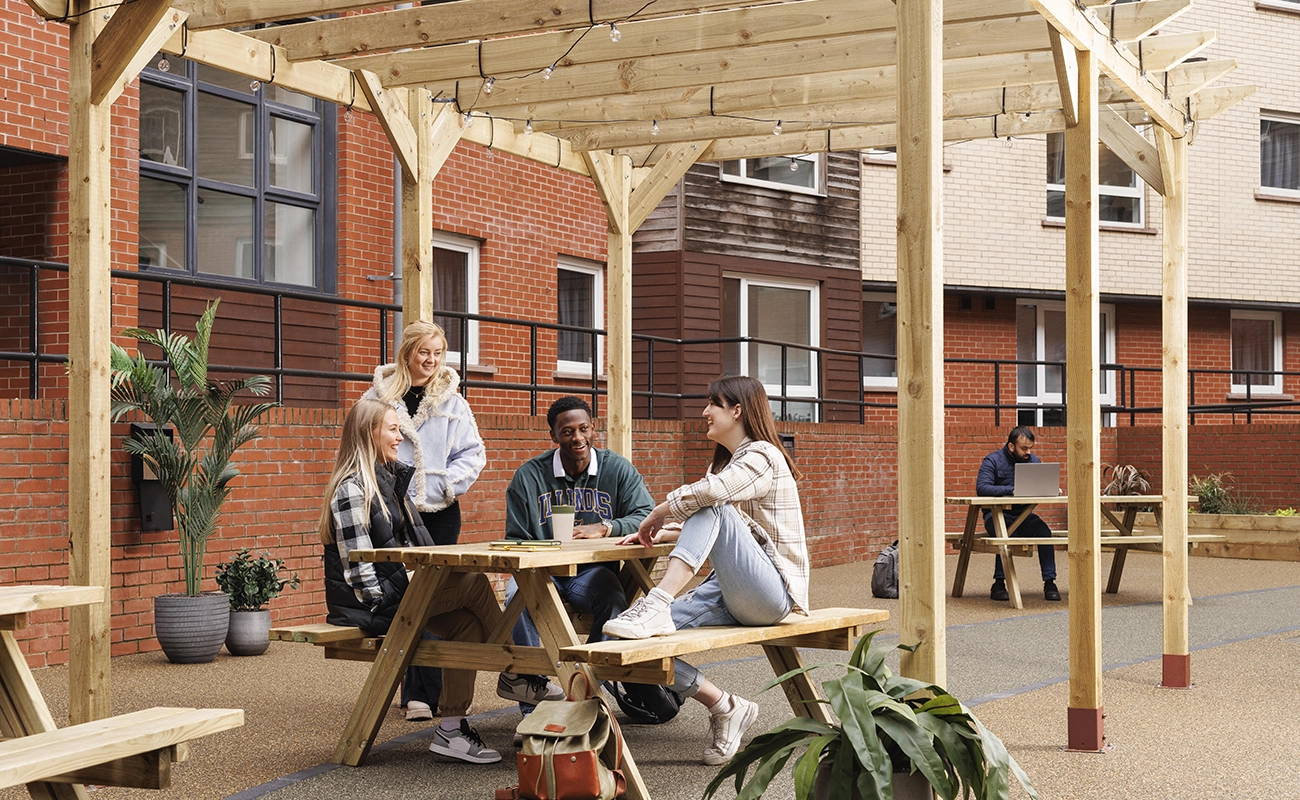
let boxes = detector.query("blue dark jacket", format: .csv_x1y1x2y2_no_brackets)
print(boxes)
975,445,1040,521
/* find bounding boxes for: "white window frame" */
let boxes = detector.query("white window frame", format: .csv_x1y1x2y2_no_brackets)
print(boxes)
432,232,480,367
1260,112,1300,198
556,256,604,377
720,153,825,195
861,291,898,390
1016,299,1116,426
1230,309,1283,395
1045,136,1145,228
725,272,821,421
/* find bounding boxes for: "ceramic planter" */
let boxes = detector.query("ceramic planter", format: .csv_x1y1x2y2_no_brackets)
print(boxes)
225,609,271,656
153,593,230,664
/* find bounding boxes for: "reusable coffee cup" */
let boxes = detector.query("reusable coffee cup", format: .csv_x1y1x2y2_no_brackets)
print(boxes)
551,505,575,542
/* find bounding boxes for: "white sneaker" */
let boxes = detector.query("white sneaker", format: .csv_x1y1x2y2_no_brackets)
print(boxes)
602,596,676,640
404,699,433,721
429,720,501,764
703,694,759,766
496,672,566,704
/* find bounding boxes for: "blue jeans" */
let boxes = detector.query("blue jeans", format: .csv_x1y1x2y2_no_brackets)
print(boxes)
985,511,1058,582
507,563,628,712
665,505,793,697
401,630,442,709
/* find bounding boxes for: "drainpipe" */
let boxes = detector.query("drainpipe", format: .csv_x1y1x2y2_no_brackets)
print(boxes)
392,156,403,346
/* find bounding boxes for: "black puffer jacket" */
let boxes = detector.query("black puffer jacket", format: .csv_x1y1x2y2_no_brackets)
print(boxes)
323,461,434,635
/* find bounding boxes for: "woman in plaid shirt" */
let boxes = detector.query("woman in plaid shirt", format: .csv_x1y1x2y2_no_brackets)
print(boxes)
603,375,810,766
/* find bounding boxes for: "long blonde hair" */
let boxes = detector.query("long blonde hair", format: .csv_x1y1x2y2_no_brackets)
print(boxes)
319,399,394,544
376,321,448,404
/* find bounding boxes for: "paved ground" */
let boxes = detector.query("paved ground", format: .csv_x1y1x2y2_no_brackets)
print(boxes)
7,551,1300,800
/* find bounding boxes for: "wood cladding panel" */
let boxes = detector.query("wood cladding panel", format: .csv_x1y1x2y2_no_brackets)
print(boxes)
633,180,682,254
136,282,339,407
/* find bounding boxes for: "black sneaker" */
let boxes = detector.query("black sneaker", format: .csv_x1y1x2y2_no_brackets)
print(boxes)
990,580,1009,601
1044,581,1061,601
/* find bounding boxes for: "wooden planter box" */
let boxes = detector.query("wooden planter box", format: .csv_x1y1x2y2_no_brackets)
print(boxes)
1136,512,1300,561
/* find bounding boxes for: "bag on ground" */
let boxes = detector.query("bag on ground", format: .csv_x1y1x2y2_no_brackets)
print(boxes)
515,673,626,800
871,540,899,599
604,680,682,725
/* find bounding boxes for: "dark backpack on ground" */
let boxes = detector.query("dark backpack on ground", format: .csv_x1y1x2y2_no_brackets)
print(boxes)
604,680,683,725
871,541,899,599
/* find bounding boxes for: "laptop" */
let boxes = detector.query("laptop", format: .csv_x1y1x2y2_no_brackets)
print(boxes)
1013,462,1061,498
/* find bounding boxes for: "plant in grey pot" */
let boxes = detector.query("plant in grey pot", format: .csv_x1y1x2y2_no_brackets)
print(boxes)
706,631,1039,800
110,300,279,664
215,548,299,656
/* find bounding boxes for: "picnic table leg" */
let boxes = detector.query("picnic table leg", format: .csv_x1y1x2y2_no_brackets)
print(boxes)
0,632,90,800
1102,506,1137,594
619,558,658,600
332,564,452,767
517,572,652,800
992,510,1024,609
762,644,832,725
951,507,978,598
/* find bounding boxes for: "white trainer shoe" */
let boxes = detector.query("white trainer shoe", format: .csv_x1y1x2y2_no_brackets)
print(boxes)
429,719,501,764
404,699,434,721
602,595,676,640
703,694,759,766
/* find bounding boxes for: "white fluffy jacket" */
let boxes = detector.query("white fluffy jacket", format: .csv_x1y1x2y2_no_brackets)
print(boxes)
363,364,486,513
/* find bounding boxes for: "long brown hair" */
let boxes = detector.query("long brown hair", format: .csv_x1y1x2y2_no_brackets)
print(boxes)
319,399,394,544
376,320,448,404
707,375,803,480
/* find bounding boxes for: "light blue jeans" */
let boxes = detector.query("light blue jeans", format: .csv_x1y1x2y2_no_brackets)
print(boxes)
666,504,793,697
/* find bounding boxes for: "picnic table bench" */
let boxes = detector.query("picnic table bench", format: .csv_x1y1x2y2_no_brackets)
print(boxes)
0,586,243,798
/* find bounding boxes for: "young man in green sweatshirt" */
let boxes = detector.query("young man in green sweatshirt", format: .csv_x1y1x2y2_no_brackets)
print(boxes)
499,396,655,717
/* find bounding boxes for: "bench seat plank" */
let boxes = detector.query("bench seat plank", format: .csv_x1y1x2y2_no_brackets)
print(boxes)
0,707,243,790
269,623,367,644
559,608,887,667
977,534,1225,547
0,587,103,618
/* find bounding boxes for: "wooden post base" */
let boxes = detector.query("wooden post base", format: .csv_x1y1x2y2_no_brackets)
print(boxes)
1066,706,1105,752
1161,653,1192,688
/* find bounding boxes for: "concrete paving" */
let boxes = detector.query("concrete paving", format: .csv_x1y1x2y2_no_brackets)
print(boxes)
7,551,1300,800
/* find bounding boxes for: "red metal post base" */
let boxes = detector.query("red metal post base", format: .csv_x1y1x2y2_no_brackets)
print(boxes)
1161,653,1192,688
1067,706,1105,752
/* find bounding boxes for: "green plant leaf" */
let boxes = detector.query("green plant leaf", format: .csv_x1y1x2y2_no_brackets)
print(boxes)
793,735,836,800
825,677,893,794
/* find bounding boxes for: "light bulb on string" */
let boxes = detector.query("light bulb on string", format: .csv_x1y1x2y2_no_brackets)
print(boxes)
250,80,261,92
463,111,474,126
344,108,353,123
1004,136,1014,150
651,120,660,136
542,65,554,80
609,22,621,42
483,76,495,94
789,157,799,172
525,120,533,135
773,120,783,136
156,57,171,72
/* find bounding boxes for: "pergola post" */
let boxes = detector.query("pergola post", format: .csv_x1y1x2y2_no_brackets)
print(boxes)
66,3,113,726
895,0,947,685
1156,128,1191,688
1064,45,1103,752
583,151,633,456
398,101,463,323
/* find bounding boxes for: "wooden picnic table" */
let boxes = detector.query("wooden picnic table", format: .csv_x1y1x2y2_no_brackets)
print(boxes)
947,495,1220,609
0,585,243,797
334,539,887,800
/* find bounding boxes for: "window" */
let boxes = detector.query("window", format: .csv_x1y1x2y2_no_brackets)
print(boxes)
139,54,335,289
1261,113,1300,195
721,154,824,195
1016,300,1116,427
1231,310,1283,395
556,258,603,375
432,233,480,367
1045,134,1144,227
722,274,820,421
861,292,897,389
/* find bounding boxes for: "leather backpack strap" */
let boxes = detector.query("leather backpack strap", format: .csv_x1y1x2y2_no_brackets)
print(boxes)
565,670,594,700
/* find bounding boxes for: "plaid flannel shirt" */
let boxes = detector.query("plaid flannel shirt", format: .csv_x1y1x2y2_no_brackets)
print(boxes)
330,476,385,609
666,438,810,614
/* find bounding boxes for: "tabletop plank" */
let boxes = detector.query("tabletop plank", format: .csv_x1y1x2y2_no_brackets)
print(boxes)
349,539,676,568
945,495,1164,506
0,586,104,617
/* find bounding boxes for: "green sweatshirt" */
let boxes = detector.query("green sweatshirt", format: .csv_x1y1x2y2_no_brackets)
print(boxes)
505,448,654,541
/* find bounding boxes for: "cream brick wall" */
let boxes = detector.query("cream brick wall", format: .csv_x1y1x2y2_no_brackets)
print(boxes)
862,0,1300,304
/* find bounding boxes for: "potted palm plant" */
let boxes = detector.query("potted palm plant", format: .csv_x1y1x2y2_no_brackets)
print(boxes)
706,631,1039,800
215,548,299,656
110,300,279,663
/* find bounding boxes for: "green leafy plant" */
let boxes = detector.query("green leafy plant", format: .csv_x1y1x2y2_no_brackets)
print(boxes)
705,631,1038,800
1188,471,1260,515
1275,508,1297,517
1102,464,1151,496
215,548,300,612
110,300,279,596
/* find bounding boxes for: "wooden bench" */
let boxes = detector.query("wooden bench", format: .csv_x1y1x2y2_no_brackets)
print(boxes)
0,707,244,791
974,533,1225,554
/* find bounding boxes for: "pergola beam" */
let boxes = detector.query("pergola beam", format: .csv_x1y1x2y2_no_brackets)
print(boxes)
90,2,184,106
1190,84,1256,121
356,73,417,177
1049,29,1079,127
1105,0,1192,41
628,142,708,231
1131,30,1215,72
1098,106,1164,195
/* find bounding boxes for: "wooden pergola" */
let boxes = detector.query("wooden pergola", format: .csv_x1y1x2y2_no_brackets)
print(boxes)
37,0,1250,771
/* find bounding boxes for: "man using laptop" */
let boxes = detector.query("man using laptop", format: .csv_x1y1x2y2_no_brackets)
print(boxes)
976,426,1060,602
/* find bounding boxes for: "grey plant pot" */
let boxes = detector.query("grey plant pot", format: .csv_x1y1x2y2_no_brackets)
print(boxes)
154,593,230,664
814,761,935,800
225,609,271,656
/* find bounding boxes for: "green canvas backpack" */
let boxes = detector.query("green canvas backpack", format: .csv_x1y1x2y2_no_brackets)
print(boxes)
515,673,626,800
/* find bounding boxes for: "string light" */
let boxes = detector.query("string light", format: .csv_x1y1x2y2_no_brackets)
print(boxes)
483,76,495,94
609,22,621,42
463,111,474,125
789,157,799,172
650,120,660,136
542,65,554,80
525,119,533,135
773,120,783,136
156,58,170,72
249,80,261,92
1004,136,1014,150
